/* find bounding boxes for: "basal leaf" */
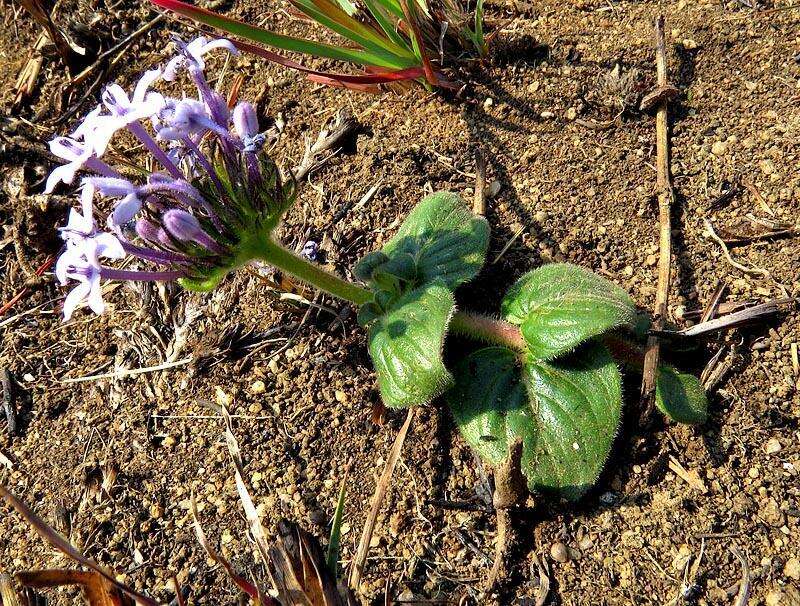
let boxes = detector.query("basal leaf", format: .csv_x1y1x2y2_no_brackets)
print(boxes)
368,282,454,408
501,263,638,361
656,366,708,424
376,191,489,291
447,341,622,500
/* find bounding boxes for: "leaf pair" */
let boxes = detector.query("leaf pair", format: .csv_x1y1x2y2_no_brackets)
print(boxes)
356,191,489,408
448,263,708,499
448,264,637,500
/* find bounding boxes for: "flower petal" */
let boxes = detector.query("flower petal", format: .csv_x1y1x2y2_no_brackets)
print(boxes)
62,278,91,320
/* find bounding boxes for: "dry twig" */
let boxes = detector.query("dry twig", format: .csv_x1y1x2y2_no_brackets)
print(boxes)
349,409,414,591
473,148,487,216
640,15,675,424
293,110,359,182
486,438,527,595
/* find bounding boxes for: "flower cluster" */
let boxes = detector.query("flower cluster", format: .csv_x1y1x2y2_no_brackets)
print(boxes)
51,36,295,320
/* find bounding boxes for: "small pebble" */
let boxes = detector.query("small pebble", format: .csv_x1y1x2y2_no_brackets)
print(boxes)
764,438,782,455
711,141,727,156
550,542,570,563
250,380,266,394
784,557,800,581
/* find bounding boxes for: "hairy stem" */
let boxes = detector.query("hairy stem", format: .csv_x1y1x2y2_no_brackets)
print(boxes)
258,239,373,305
449,312,528,352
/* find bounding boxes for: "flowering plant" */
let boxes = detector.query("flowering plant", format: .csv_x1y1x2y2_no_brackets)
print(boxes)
51,36,708,579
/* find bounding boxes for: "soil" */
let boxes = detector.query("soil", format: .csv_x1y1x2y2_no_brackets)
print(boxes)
1,0,799,604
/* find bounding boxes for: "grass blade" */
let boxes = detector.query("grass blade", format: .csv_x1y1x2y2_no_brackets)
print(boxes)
473,0,486,54
325,468,349,575
362,0,413,51
233,38,425,87
290,0,416,60
151,0,403,68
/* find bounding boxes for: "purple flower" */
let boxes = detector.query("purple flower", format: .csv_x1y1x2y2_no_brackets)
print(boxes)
50,35,296,321
163,36,238,81
301,241,319,261
55,201,126,320
74,69,165,156
59,183,95,241
153,98,229,141
233,102,266,153
233,102,258,139
84,177,145,226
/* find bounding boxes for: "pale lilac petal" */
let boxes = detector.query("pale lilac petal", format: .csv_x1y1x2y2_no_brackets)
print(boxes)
55,247,80,284
102,83,131,114
95,232,125,259
85,115,126,156
163,56,183,82
86,275,106,315
233,102,258,139
85,176,137,197
71,105,104,140
133,68,162,103
49,137,83,162
202,38,238,56
45,163,78,193
63,279,91,320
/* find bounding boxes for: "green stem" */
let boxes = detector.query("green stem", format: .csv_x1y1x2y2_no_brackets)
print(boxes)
258,238,373,305
257,238,529,352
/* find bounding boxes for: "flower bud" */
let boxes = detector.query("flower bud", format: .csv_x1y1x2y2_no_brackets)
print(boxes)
136,218,168,246
163,209,203,242
233,102,259,139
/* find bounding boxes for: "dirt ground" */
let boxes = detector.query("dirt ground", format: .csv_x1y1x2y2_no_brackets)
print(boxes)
1,0,799,603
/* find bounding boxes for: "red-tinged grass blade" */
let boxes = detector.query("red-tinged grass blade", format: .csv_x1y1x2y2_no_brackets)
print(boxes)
233,38,426,86
397,0,438,85
150,0,399,68
0,484,160,606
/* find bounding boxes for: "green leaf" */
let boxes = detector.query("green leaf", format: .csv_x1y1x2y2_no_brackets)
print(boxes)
378,191,490,291
501,263,638,361
368,282,454,408
656,366,708,424
326,472,348,575
354,251,389,282
447,341,622,500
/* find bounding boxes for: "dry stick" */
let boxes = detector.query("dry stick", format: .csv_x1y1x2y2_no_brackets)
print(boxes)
474,148,487,216
639,15,674,424
349,409,414,592
485,439,527,595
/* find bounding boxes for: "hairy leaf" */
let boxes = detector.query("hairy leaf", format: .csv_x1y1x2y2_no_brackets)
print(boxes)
656,366,708,424
359,191,489,291
502,263,638,361
368,282,454,408
447,342,622,500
